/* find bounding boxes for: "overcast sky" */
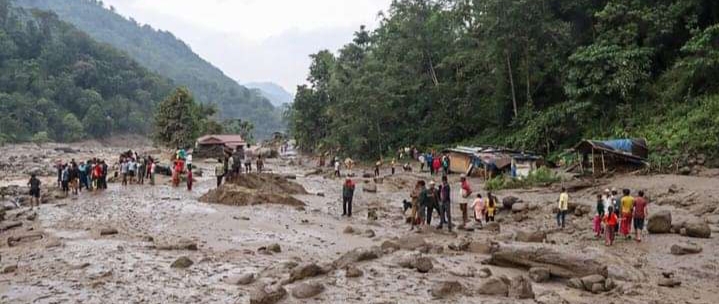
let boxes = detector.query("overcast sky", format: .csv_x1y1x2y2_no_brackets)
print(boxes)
101,0,391,93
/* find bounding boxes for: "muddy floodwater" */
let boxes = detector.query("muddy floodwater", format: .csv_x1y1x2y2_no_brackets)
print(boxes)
1,142,719,304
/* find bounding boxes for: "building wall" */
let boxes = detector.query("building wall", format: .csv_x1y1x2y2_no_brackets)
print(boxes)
448,152,471,174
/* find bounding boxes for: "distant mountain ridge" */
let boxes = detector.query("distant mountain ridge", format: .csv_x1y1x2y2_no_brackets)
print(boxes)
245,82,294,107
15,0,285,138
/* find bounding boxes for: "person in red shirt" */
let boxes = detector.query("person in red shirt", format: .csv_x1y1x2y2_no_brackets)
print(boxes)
633,190,649,242
432,157,441,176
604,206,618,246
459,175,472,229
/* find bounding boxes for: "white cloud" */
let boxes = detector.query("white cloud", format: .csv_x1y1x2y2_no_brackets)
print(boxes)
101,0,390,92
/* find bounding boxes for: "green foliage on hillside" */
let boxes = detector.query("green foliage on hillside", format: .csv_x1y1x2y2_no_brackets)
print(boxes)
0,0,172,143
16,0,285,139
287,0,719,164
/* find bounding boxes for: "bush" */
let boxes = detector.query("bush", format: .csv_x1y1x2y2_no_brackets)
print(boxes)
31,132,50,144
484,167,561,190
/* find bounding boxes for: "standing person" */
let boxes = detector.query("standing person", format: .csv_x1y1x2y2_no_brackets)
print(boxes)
256,156,264,174
557,187,569,229
70,164,80,195
186,153,193,171
633,190,649,242
438,176,452,231
426,181,440,225
172,159,183,187
100,160,108,189
409,181,421,229
61,165,70,194
391,158,396,175
427,153,435,175
186,165,193,191
374,160,381,178
149,161,156,186
28,174,41,210
121,159,129,186
459,175,472,229
432,156,441,176
620,189,635,239
472,193,485,228
334,159,341,178
56,161,63,187
611,188,621,237
604,206,618,246
418,153,426,172
417,180,429,227
486,192,497,222
93,161,102,189
244,153,252,174
215,158,225,188
342,178,356,217
79,162,89,191
441,154,450,176
594,194,605,237
128,158,136,184
137,158,146,185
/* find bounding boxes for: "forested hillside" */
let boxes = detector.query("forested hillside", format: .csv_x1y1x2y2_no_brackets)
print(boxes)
245,82,294,107
0,0,173,143
16,0,285,138
287,0,719,166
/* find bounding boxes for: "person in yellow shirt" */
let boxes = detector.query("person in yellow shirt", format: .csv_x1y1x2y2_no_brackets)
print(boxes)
557,187,569,229
620,189,635,238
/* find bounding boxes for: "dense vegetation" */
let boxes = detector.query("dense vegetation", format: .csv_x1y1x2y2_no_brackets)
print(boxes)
16,0,285,139
0,0,173,143
287,0,719,166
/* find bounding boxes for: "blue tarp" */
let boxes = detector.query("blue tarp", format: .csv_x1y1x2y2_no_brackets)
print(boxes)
601,139,634,154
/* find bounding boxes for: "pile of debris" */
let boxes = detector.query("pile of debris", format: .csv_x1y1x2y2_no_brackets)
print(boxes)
200,174,307,207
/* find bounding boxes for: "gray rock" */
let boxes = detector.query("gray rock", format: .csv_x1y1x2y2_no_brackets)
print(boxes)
99,228,118,236
170,256,193,269
512,202,528,213
478,267,492,278
363,229,375,238
580,275,605,291
502,196,521,210
291,282,324,299
648,210,672,233
380,240,401,253
484,222,500,233
515,230,546,243
685,222,711,238
431,281,464,299
343,226,355,234
3,265,18,274
363,183,377,193
415,257,433,273
566,278,584,290
670,243,703,255
333,246,382,269
227,273,256,285
250,284,287,304
344,265,363,278
478,277,509,296
591,283,605,294
267,243,282,253
509,275,534,299
658,278,681,288
528,267,550,283
288,263,326,283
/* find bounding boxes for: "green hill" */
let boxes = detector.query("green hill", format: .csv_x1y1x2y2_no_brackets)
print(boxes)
0,0,173,143
16,0,284,139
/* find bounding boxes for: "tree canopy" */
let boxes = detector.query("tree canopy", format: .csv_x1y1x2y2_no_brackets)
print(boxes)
0,0,172,143
287,0,719,165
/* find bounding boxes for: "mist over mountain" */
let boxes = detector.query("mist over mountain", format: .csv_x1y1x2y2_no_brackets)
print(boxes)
244,82,294,107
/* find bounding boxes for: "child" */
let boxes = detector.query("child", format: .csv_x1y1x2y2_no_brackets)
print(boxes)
594,194,605,237
485,193,496,222
187,165,193,191
473,193,485,227
604,206,618,246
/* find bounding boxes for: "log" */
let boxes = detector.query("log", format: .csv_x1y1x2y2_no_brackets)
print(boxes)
487,242,608,279
8,232,44,247
0,221,22,232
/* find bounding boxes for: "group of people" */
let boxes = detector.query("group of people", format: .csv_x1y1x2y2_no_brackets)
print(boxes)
213,147,265,188
418,152,451,176
56,159,110,195
591,188,649,245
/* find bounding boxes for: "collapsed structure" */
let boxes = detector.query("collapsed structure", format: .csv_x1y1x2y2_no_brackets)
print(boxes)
193,135,246,159
570,138,649,174
443,146,543,179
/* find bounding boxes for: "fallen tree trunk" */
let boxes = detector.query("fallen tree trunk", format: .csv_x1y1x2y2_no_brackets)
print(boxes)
487,242,608,279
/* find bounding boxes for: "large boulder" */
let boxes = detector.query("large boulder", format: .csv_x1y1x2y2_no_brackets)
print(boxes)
397,234,428,250
478,277,509,296
508,276,535,299
288,263,326,283
503,196,521,210
431,281,464,299
648,210,672,234
514,230,546,243
528,267,551,283
291,282,325,299
670,243,702,255
363,183,377,193
333,246,381,269
487,243,609,279
170,256,194,269
684,222,711,238
250,284,287,304
415,257,434,273
512,203,528,213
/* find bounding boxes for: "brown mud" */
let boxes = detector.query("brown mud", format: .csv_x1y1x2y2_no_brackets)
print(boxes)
0,142,718,304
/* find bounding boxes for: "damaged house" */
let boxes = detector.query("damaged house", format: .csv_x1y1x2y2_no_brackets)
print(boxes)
443,146,543,179
571,138,649,174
